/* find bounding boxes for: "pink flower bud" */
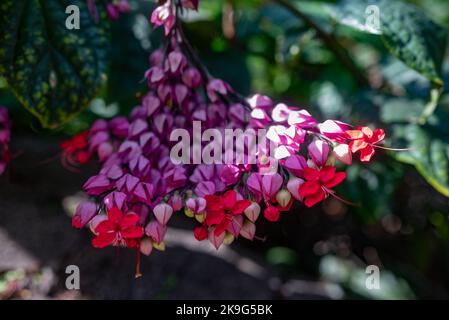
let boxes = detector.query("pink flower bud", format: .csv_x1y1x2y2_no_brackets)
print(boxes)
186,197,206,214
109,116,129,138
261,173,283,200
209,227,225,250
145,220,167,244
169,194,183,211
153,203,174,225
244,202,261,222
227,215,243,237
308,139,329,166
166,51,187,75
145,66,165,85
142,94,161,117
182,67,202,87
97,142,113,161
140,238,153,256
128,119,148,138
240,220,256,240
287,177,304,201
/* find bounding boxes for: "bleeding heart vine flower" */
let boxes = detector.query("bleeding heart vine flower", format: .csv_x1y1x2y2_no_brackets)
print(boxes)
204,190,251,237
346,126,385,162
63,1,400,276
299,166,346,207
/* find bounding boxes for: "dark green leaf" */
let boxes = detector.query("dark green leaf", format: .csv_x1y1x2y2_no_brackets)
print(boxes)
390,122,449,197
0,0,109,128
331,0,448,86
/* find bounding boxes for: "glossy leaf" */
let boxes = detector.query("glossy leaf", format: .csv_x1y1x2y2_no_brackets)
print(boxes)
0,0,109,128
331,0,448,86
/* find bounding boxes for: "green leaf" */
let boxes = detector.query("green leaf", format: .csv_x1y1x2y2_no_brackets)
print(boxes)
390,122,449,197
0,0,109,128
331,0,448,86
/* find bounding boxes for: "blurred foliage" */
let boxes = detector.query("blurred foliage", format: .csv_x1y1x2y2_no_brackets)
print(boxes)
1,0,449,299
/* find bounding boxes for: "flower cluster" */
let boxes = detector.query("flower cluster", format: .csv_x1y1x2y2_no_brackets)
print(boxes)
69,0,387,276
0,107,11,176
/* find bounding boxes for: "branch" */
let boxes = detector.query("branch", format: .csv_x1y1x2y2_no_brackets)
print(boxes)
272,0,370,87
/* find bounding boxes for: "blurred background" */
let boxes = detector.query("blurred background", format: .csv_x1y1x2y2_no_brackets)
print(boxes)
1,0,449,299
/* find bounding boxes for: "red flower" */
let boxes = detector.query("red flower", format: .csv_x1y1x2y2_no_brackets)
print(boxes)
346,127,385,162
204,190,251,236
60,131,92,166
92,207,144,248
299,166,346,207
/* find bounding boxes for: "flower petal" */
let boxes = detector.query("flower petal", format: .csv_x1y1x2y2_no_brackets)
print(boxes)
92,232,116,248
121,226,144,239
360,145,375,162
221,190,237,211
231,199,251,215
349,139,368,153
324,172,346,188
299,181,320,197
304,188,326,207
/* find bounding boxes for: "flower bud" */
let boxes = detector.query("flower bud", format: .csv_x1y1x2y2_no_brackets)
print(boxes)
194,226,208,241
195,213,205,224
169,194,183,211
240,220,256,240
287,177,304,201
244,202,261,223
208,228,225,250
184,207,194,218
264,206,280,222
152,240,166,251
223,233,235,245
308,139,329,167
153,203,173,225
140,238,153,256
145,220,167,244
276,189,291,208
